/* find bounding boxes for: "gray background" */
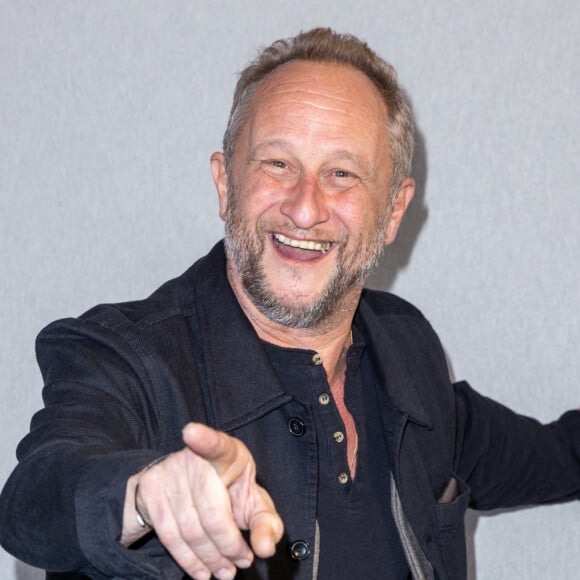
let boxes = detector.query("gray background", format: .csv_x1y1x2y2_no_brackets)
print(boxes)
1,1,578,578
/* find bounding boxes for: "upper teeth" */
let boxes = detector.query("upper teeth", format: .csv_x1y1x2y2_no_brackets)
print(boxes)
274,234,331,253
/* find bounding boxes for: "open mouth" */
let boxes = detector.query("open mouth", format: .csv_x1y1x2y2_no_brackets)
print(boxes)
272,233,333,254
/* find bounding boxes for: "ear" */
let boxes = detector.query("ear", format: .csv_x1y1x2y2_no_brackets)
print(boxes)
384,178,415,245
210,152,229,220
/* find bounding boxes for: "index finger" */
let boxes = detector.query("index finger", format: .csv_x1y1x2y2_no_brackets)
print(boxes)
182,423,252,483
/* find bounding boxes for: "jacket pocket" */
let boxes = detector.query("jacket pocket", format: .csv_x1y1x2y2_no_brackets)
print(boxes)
434,476,471,579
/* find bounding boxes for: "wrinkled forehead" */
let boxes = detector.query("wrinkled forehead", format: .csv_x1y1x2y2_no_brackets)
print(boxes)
243,60,390,145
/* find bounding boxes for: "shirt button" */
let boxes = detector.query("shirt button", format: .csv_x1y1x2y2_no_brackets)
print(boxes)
312,353,323,365
288,417,306,437
337,472,349,484
318,393,330,406
333,431,345,443
288,539,311,561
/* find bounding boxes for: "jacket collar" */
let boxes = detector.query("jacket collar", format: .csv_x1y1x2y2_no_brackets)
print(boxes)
190,242,292,432
189,241,433,431
356,294,433,429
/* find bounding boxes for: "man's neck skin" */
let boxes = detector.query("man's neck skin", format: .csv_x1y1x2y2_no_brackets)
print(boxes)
226,258,359,384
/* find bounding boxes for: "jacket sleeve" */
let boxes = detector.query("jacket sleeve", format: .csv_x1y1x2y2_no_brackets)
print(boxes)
453,380,580,509
0,316,183,579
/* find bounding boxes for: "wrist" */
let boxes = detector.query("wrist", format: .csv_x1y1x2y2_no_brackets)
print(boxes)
120,474,151,547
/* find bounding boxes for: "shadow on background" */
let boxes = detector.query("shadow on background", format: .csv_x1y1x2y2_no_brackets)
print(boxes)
367,127,429,292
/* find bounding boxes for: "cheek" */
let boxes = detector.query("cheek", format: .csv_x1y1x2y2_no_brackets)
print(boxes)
244,176,290,220
335,196,383,236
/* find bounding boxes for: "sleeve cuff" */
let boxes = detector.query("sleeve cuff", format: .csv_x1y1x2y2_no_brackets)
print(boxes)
74,450,182,579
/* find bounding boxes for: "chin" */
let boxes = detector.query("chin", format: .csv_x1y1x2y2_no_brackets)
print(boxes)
266,278,326,308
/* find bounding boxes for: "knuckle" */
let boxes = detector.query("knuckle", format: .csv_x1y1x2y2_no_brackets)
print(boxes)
181,522,207,546
173,510,206,545
156,525,183,552
138,462,167,487
199,505,227,532
138,451,189,495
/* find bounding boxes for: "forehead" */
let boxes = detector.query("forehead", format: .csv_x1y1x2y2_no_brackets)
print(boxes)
244,60,389,145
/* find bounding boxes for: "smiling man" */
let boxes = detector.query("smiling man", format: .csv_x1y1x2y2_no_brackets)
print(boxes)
1,28,579,580
214,59,413,334
213,58,413,333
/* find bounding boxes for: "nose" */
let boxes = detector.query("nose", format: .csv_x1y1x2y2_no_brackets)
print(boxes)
279,176,331,229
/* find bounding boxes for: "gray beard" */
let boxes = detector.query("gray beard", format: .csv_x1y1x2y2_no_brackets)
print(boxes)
224,191,388,330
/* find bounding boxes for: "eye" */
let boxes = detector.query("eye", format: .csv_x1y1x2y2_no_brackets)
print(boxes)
323,168,360,191
260,159,289,172
259,158,297,180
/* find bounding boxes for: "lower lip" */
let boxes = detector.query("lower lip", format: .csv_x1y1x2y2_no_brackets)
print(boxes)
270,235,332,263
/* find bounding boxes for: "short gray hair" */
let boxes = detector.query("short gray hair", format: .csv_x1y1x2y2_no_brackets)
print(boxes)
222,27,414,196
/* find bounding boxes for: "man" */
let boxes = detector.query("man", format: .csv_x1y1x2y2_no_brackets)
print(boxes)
0,28,579,580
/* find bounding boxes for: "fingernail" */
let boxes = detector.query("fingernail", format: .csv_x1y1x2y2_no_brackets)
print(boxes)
233,557,252,568
214,568,236,580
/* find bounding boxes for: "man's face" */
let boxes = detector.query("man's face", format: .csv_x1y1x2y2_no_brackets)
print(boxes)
212,60,413,329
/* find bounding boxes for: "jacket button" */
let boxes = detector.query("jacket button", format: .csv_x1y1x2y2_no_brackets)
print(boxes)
289,540,311,561
288,417,306,437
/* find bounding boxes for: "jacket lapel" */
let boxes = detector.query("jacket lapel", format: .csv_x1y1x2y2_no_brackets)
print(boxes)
190,242,292,432
356,294,449,579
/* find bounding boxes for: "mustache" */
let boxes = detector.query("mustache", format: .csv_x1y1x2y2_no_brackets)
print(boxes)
254,220,348,246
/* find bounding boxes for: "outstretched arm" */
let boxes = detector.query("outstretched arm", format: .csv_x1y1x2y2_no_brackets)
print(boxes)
121,423,283,580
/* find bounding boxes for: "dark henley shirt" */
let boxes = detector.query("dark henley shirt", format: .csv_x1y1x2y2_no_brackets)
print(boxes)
263,325,410,579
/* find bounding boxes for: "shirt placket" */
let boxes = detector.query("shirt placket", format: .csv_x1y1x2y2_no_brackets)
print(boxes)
308,351,353,490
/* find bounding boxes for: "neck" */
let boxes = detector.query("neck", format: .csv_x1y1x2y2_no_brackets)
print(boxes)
227,260,360,380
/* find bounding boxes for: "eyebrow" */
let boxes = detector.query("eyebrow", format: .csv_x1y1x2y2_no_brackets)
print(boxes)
248,139,292,160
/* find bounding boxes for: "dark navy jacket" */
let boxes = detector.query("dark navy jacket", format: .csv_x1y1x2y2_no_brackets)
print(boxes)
1,241,579,579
